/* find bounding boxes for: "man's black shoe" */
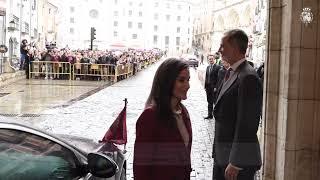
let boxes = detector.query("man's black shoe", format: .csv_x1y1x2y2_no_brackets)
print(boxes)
204,116,213,119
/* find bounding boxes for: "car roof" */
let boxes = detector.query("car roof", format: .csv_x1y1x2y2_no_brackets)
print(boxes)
181,54,197,59
0,120,89,156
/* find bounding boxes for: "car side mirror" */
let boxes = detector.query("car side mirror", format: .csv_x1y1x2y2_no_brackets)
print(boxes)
87,152,118,178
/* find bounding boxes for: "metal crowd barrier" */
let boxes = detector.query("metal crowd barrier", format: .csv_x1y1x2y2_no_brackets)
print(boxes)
29,61,72,80
28,58,157,82
114,63,134,82
73,63,116,81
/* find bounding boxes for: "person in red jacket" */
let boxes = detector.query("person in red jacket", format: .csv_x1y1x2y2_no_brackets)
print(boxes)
133,58,192,180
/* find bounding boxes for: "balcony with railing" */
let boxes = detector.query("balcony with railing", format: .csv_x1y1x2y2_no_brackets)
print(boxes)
21,22,29,34
31,28,38,38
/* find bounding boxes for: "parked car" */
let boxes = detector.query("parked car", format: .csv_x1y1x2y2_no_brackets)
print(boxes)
0,121,126,180
181,54,199,67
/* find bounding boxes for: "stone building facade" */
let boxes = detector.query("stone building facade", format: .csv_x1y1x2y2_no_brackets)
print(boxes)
0,0,58,72
192,0,214,58
54,0,194,56
211,0,266,66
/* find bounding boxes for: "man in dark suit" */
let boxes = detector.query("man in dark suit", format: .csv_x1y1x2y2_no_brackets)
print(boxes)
213,29,262,180
204,54,220,119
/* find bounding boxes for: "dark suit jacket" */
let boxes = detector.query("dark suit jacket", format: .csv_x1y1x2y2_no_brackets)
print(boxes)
204,64,220,90
213,60,262,169
133,106,192,180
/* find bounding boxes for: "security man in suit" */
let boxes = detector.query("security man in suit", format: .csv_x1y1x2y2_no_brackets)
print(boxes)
213,29,262,180
204,54,220,119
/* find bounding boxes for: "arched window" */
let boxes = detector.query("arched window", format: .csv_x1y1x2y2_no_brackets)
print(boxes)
226,9,239,29
242,6,251,26
215,15,224,31
9,38,14,60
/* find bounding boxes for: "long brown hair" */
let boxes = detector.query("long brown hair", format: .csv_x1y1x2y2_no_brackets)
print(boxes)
145,58,189,127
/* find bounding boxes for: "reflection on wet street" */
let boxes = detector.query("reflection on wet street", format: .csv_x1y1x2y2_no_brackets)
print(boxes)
0,79,111,114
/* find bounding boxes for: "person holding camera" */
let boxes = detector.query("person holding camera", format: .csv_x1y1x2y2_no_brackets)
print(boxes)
20,39,29,70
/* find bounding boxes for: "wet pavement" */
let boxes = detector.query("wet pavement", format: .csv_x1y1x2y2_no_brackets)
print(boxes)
0,79,111,114
0,61,214,179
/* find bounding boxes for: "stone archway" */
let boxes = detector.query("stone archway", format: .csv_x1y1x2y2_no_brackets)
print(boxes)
215,15,225,31
211,15,225,51
8,37,14,60
226,9,239,29
242,5,251,26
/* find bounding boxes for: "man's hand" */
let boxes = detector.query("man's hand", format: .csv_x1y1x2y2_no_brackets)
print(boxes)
224,163,240,180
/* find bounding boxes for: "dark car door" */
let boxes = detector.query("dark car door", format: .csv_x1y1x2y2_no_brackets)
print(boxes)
0,128,84,180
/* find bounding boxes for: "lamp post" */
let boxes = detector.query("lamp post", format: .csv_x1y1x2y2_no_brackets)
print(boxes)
8,20,16,31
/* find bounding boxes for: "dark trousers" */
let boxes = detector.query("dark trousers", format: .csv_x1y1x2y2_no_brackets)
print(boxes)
20,54,26,70
213,165,256,180
25,64,29,79
206,88,214,117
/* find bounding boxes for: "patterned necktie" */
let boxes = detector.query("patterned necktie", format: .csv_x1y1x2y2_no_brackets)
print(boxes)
207,65,213,82
224,68,232,81
209,64,213,73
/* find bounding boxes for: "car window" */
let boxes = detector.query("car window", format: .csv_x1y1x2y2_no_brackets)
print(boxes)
0,128,79,180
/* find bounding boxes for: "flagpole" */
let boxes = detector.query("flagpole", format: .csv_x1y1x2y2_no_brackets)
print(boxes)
124,98,128,107
100,98,128,153
123,98,127,153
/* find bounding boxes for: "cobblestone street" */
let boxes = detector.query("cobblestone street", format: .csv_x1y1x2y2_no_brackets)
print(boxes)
1,60,214,179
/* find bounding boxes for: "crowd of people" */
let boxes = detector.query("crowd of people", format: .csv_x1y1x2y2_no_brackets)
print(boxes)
20,40,163,80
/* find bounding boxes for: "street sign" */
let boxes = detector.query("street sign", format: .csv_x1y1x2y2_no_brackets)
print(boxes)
0,44,8,53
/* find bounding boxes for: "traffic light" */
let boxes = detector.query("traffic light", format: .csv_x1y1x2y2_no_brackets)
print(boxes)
90,27,96,41
90,27,96,50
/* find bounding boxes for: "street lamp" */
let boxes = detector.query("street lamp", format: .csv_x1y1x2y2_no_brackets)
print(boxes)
8,20,16,31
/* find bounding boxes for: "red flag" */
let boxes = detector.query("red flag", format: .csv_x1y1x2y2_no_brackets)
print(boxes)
100,99,127,145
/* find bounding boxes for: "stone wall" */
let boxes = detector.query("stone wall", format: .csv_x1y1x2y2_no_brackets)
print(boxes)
262,0,320,179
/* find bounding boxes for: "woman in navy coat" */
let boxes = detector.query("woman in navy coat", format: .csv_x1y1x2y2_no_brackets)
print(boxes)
133,58,192,180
